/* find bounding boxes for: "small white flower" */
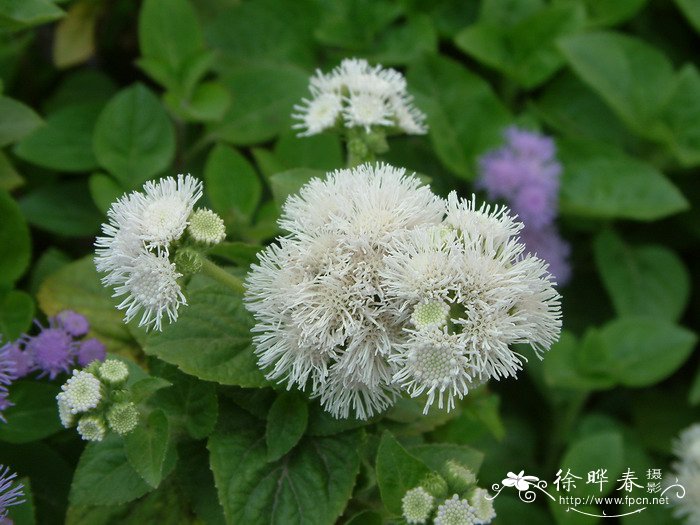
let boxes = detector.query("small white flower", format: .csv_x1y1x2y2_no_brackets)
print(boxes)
411,299,450,330
114,252,186,331
98,359,129,385
293,58,427,136
402,486,434,524
669,423,700,524
187,208,226,245
56,392,75,428
675,424,700,469
60,370,102,414
107,402,139,436
76,415,106,442
435,494,478,525
470,488,496,524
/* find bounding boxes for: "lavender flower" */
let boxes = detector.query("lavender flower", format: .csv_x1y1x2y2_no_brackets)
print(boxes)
55,310,90,337
478,126,571,284
76,339,106,367
0,344,14,424
0,395,12,424
0,465,24,519
23,323,76,380
2,344,33,380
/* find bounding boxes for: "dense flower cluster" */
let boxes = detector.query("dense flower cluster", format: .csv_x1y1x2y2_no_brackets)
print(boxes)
478,127,571,284
245,163,561,419
95,174,226,331
293,58,427,137
1,312,105,422
57,359,139,441
401,462,495,525
669,423,700,524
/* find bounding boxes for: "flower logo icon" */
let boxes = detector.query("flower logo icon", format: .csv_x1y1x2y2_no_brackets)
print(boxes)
502,471,540,491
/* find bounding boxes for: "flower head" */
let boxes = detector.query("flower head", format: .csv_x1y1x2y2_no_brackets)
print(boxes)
187,208,226,245
293,58,426,136
402,486,434,524
95,174,202,331
56,392,75,428
76,415,106,442
60,370,102,414
435,494,478,525
469,488,496,524
445,460,477,493
55,310,90,337
24,325,75,379
2,343,33,380
76,338,106,367
107,402,139,435
669,424,700,524
98,359,129,385
0,465,24,519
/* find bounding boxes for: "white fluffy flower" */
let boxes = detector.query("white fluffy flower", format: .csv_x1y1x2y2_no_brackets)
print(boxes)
246,163,561,419
56,393,75,428
77,415,106,442
246,163,444,419
95,174,202,331
402,486,434,524
293,58,427,136
435,494,478,525
675,424,700,468
60,370,102,414
470,488,496,524
669,424,700,524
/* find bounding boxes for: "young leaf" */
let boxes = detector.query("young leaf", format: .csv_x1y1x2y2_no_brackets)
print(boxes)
70,435,153,506
0,189,31,286
266,392,309,462
594,230,690,322
0,96,43,146
268,168,322,208
0,290,34,340
93,84,175,189
375,431,432,515
559,431,624,498
125,409,171,488
144,286,268,387
0,381,62,443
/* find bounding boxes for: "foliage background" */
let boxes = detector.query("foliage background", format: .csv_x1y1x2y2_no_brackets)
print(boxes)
1,0,699,523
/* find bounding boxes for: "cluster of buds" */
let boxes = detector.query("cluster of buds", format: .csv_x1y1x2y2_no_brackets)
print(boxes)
56,359,139,441
401,461,495,525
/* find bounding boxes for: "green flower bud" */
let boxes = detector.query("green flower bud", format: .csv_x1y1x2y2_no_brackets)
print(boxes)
98,359,129,385
402,486,434,524
77,415,107,442
174,247,204,275
107,402,139,436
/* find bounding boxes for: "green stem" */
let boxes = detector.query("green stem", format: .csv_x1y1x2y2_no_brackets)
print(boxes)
200,258,246,294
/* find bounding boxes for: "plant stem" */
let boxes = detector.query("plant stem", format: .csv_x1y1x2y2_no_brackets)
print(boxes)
200,258,246,294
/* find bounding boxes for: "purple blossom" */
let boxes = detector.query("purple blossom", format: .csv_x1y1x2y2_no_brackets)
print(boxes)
0,395,12,424
76,339,106,367
2,344,33,381
24,325,76,380
55,310,90,338
0,465,24,518
520,224,571,285
0,344,14,424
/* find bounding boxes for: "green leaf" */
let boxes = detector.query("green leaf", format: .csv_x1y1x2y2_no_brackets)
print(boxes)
559,431,624,498
125,409,171,488
208,405,361,525
375,431,432,515
369,14,438,65
6,476,35,525
558,31,675,138
37,256,137,356
211,63,309,146
165,81,231,122
176,442,226,525
144,286,268,387
558,139,688,221
543,331,613,391
138,0,204,91
204,144,262,225
0,189,30,286
93,83,176,188
345,511,382,525
407,55,510,180
14,102,101,172
0,95,43,146
273,132,343,172
598,317,696,387
29,247,70,297
88,172,124,214
130,377,172,404
70,435,153,506
53,1,97,69
268,168,322,208
0,151,24,191
675,0,700,33
0,381,62,443
19,180,102,237
209,242,263,268
582,0,648,27
0,0,64,29
455,4,585,88
689,363,700,405
150,365,218,439
45,69,116,113
594,230,690,322
0,290,34,340
315,0,402,50
658,64,700,167
266,392,309,462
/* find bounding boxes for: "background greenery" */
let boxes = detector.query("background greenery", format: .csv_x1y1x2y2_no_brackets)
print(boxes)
1,0,699,523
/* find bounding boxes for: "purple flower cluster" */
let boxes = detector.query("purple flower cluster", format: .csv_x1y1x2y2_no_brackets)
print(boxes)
478,126,571,284
0,464,25,519
0,310,106,422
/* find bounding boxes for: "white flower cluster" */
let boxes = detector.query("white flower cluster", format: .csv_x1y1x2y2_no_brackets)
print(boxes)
669,424,700,524
293,58,427,136
245,163,561,420
95,174,204,331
